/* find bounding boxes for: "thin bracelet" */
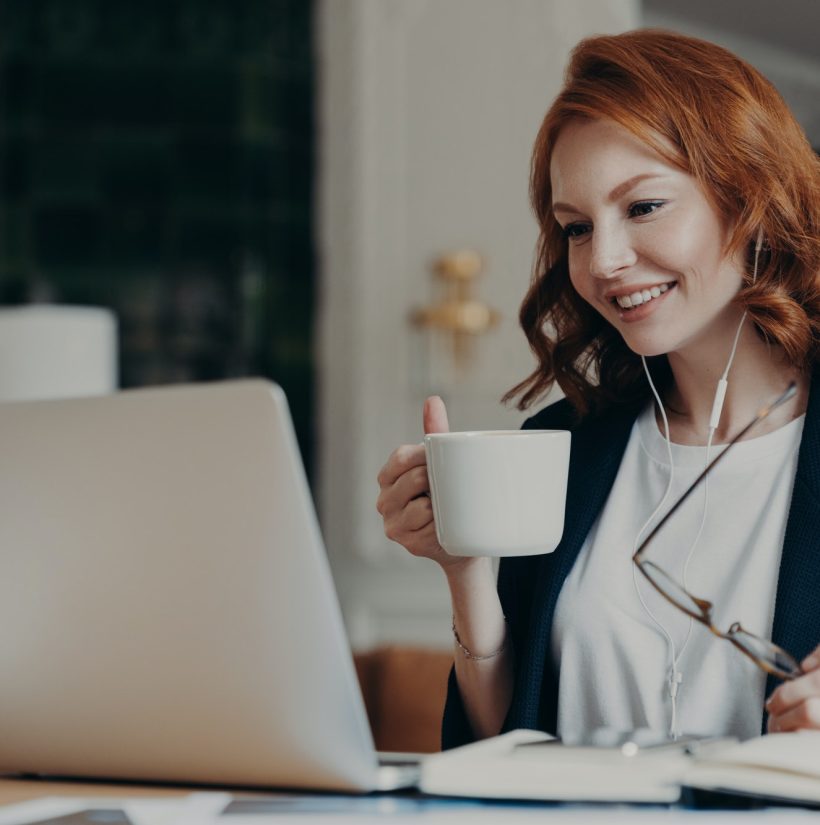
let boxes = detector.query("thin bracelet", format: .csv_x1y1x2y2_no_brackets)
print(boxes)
452,617,507,661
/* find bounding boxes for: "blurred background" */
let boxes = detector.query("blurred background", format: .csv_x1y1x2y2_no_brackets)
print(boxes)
0,0,314,457
1,0,818,655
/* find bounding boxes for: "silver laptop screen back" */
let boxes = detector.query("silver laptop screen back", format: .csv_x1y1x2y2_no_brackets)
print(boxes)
0,380,379,790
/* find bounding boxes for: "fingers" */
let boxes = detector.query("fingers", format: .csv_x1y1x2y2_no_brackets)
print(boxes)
381,495,436,550
375,398,448,562
391,464,432,508
388,495,434,538
423,395,450,435
377,460,429,512
376,443,426,487
802,643,820,672
398,521,443,558
767,664,820,717
766,665,820,732
376,465,431,520
768,697,820,733
377,397,448,489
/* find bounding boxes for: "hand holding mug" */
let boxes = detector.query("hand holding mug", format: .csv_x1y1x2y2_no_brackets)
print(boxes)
378,397,571,560
425,426,570,557
377,396,474,571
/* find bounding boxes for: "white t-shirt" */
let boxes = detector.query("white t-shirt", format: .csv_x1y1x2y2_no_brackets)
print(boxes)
552,403,804,741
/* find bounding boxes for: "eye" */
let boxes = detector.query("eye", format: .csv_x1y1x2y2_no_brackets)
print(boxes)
628,200,665,218
561,222,591,240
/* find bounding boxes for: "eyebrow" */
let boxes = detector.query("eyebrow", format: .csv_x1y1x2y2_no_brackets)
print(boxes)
552,173,667,216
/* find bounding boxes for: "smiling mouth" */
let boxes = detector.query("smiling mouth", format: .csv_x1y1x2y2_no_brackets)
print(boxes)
610,282,677,310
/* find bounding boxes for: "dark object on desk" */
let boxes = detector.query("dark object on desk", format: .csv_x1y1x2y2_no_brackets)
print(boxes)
25,811,131,825
223,795,430,815
682,785,820,811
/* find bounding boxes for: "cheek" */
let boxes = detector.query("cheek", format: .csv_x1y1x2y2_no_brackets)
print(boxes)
568,272,593,308
567,250,594,302
639,228,690,270
645,213,727,278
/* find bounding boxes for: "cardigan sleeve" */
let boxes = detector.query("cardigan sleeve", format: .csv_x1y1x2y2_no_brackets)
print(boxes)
441,398,577,749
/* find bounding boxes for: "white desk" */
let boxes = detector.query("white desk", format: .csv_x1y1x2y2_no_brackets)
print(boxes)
0,777,816,823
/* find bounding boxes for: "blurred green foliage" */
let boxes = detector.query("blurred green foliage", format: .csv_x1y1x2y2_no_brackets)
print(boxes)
0,0,315,477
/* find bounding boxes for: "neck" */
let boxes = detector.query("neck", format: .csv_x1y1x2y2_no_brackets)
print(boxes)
660,313,809,445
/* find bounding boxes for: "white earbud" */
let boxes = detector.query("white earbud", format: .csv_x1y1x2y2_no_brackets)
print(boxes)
706,229,763,432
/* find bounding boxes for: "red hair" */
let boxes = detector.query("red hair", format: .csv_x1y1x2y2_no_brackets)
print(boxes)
505,29,820,417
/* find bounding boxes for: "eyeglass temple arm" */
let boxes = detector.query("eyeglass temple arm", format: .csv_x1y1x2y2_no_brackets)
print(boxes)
633,382,797,562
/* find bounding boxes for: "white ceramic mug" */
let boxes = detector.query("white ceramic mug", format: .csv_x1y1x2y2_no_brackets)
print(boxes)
424,430,570,557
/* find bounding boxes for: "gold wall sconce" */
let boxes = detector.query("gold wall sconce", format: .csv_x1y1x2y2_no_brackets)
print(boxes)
410,250,500,373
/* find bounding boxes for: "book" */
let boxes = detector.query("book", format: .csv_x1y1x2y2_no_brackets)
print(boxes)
683,730,820,807
421,729,820,807
420,729,694,803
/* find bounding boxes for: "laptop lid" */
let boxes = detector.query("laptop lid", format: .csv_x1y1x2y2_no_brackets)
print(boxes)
0,380,387,791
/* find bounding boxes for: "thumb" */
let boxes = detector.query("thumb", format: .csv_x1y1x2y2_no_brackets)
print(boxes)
423,396,450,435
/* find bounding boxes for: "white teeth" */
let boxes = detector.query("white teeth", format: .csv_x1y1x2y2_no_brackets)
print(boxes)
614,282,674,309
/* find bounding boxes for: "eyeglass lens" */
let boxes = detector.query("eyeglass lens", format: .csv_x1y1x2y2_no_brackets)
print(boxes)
639,561,705,620
640,561,803,679
726,624,803,679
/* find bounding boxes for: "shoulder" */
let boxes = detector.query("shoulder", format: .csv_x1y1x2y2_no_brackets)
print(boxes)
521,396,579,432
522,394,647,435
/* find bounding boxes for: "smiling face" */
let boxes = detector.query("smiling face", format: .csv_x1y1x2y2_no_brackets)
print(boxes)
550,118,746,358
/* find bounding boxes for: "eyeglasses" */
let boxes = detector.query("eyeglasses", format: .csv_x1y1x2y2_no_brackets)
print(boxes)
632,382,804,681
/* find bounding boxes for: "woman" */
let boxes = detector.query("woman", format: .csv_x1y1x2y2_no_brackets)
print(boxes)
376,29,820,747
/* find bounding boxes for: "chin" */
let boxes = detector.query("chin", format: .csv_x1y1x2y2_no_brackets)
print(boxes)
619,332,675,359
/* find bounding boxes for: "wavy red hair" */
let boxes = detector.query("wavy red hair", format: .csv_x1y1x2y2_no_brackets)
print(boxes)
504,29,820,417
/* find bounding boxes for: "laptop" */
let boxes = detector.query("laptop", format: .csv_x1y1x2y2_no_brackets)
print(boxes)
0,380,421,792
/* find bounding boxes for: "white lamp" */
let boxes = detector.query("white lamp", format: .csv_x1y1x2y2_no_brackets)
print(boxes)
0,305,118,403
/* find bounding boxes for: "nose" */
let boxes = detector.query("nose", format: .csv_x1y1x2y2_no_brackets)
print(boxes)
588,225,637,280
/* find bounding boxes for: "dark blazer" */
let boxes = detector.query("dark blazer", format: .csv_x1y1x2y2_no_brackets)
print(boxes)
442,368,820,749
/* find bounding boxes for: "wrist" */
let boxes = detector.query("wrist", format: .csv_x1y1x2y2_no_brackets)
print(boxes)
452,615,508,661
441,554,494,584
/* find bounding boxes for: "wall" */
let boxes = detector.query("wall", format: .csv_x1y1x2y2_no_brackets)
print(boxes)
643,7,820,146
316,0,640,650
